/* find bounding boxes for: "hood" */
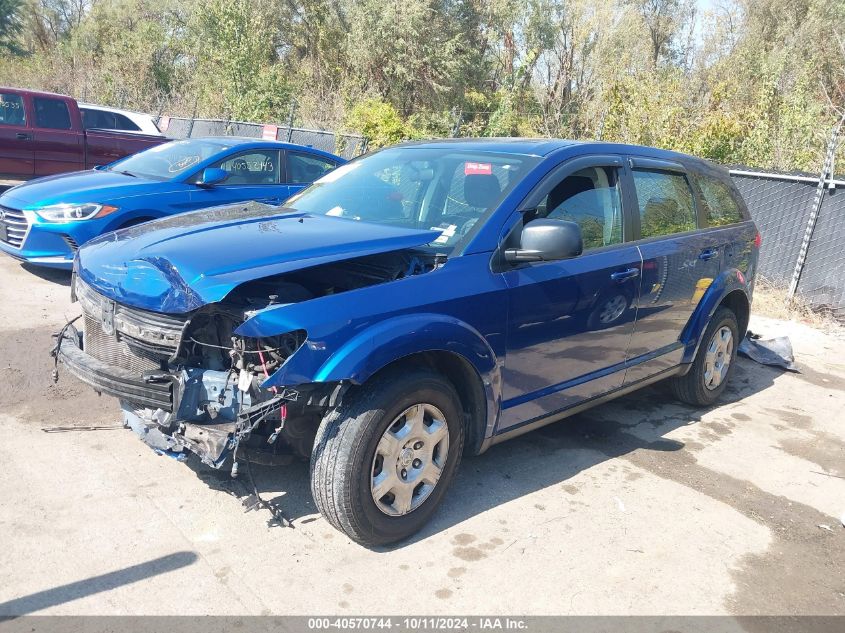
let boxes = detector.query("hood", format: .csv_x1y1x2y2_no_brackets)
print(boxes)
0,170,170,209
77,202,441,313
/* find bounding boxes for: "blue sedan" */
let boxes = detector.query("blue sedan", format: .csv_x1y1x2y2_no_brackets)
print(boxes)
0,137,344,268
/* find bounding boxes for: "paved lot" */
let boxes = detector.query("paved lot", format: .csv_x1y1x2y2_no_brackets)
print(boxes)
0,255,843,616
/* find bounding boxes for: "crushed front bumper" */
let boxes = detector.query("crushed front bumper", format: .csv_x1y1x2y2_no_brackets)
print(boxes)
53,324,290,467
53,324,174,410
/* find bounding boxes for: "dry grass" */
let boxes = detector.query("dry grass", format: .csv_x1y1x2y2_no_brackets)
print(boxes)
752,278,843,332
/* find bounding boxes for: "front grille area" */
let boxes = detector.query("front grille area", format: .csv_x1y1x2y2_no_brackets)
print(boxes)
83,314,166,375
76,279,189,375
0,205,28,248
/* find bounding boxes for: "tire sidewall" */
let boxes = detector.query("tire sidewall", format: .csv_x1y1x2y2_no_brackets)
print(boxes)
348,374,464,543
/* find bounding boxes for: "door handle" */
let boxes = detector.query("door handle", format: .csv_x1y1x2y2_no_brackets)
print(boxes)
15,133,31,141
698,248,719,261
610,268,640,282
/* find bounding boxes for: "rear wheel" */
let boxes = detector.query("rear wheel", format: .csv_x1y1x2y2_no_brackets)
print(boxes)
669,306,739,406
310,368,464,546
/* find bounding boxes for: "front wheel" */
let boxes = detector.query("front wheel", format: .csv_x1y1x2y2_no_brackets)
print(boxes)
669,306,739,406
310,368,464,546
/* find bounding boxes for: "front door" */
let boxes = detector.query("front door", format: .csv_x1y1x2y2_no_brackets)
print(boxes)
0,91,34,179
499,156,641,431
189,149,290,209
622,158,722,383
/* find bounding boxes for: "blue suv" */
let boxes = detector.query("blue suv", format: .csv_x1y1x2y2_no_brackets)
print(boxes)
53,139,759,545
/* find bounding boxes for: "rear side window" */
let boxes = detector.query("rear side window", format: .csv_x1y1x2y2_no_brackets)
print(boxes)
0,93,25,126
287,152,336,184
632,169,697,238
113,113,141,131
697,175,744,226
82,109,143,132
34,97,71,130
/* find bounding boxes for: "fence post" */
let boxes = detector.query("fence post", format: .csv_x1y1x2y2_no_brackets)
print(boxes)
186,99,199,139
449,107,463,138
286,101,296,142
787,113,845,299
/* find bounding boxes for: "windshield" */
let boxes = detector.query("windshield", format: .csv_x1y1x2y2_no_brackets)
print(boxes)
109,139,230,180
285,148,538,250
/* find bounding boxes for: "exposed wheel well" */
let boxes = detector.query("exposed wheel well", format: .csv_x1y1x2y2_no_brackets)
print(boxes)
119,216,155,229
719,289,750,335
362,351,488,456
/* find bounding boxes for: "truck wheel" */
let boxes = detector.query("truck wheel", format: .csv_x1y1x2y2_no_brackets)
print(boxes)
669,306,739,407
310,368,464,546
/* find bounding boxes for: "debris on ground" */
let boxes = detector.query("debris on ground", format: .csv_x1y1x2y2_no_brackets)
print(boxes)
738,331,798,371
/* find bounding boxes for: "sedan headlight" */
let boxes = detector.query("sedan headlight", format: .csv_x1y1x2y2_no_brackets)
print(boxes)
34,203,119,223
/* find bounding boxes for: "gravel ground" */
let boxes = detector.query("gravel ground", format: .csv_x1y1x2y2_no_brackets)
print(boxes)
0,254,842,616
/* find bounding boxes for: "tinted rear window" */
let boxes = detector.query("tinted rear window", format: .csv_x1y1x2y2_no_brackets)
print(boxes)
697,175,745,227
631,169,697,238
34,98,71,130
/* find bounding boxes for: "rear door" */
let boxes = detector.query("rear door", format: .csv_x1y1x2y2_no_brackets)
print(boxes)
31,96,83,176
498,155,642,430
0,91,34,179
622,157,722,384
285,150,338,197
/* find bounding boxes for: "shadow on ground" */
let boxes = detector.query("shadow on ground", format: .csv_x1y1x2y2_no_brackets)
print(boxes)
0,551,197,616
185,358,782,547
20,263,73,287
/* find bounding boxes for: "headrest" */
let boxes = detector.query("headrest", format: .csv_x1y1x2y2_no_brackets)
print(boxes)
464,173,502,209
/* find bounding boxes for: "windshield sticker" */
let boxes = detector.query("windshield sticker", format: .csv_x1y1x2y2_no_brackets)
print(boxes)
464,162,492,175
169,155,201,173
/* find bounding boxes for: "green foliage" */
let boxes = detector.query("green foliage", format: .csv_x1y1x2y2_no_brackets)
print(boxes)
0,0,24,54
189,0,292,122
345,99,413,148
0,0,841,171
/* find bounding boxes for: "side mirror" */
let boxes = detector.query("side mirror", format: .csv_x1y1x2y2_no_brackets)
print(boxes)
505,219,583,263
198,167,229,187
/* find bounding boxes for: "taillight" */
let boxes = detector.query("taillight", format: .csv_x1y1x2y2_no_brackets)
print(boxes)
754,231,762,249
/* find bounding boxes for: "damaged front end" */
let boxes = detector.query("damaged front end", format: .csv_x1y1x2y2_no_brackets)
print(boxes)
52,248,438,469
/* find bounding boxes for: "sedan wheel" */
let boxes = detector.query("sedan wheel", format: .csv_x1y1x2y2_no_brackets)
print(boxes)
371,403,450,516
703,326,734,390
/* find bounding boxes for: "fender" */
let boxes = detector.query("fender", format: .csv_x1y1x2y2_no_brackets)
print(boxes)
102,209,166,233
255,312,502,442
680,267,751,364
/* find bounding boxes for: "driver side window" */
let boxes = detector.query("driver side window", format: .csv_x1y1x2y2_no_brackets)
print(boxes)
208,150,280,185
534,167,623,250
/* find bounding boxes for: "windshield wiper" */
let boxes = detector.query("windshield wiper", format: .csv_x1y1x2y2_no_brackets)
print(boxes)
113,170,137,178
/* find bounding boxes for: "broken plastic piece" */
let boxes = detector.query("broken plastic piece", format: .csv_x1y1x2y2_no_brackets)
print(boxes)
738,332,798,372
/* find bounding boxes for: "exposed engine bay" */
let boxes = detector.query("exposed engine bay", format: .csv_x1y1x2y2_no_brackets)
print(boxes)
54,249,440,472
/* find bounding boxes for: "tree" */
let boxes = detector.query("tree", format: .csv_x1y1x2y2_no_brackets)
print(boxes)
0,0,24,54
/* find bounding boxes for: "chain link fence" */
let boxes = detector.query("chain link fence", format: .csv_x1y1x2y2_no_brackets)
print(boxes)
155,116,367,161
730,168,845,318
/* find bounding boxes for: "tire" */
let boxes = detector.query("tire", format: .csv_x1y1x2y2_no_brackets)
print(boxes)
669,306,739,406
310,368,464,546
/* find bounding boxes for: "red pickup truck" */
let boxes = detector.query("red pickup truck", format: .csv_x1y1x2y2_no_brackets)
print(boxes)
0,88,166,184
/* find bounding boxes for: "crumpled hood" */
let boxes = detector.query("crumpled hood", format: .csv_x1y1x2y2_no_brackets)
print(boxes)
0,170,168,209
76,202,441,313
